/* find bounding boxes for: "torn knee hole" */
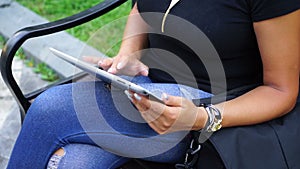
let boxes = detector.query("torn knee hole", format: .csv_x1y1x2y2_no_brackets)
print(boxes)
47,148,65,169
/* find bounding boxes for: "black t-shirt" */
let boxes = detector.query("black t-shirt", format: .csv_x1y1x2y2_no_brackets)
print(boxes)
136,0,300,94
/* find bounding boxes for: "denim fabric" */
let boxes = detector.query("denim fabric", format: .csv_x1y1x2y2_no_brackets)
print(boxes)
47,154,63,169
7,76,212,169
48,144,129,169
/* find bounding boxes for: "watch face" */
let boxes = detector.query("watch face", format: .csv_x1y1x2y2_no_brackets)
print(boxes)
211,122,222,132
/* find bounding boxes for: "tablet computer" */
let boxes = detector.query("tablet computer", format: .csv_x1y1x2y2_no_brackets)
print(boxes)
49,47,163,102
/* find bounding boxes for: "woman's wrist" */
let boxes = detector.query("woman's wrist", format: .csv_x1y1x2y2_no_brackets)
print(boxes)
193,104,223,132
117,48,142,60
193,107,208,131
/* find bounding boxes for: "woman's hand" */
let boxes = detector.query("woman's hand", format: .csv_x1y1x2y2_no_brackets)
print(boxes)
83,52,149,76
84,3,149,77
126,91,207,134
98,53,149,76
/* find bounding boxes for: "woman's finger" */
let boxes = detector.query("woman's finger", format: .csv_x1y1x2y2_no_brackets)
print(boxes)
98,58,114,70
82,56,101,64
162,93,184,107
136,62,149,76
132,93,151,111
107,56,125,74
132,93,168,122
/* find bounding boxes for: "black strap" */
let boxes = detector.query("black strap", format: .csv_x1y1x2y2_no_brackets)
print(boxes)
175,132,201,169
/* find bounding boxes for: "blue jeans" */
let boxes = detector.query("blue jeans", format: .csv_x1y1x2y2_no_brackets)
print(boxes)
7,76,212,169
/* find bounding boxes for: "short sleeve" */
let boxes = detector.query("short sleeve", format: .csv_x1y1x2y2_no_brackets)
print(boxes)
248,0,300,22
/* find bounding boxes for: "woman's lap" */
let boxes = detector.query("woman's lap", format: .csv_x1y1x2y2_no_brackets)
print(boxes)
7,76,212,168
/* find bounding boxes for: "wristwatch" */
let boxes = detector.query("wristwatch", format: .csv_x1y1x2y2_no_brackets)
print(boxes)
201,104,223,132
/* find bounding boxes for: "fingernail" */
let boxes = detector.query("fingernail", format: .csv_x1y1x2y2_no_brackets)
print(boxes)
98,60,103,65
108,68,115,73
124,90,133,102
127,95,133,102
124,90,132,97
117,62,123,69
162,93,169,101
134,93,142,101
142,69,149,76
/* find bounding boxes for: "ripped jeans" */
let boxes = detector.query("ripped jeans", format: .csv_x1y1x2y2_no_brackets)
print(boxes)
7,76,212,169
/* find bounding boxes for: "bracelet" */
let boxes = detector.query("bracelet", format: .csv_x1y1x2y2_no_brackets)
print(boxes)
200,104,223,132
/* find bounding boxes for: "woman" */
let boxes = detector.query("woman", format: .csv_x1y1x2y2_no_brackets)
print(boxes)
7,0,300,168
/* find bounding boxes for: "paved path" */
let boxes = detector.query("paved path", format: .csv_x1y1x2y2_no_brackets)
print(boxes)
0,48,51,168
0,57,22,168
0,50,20,168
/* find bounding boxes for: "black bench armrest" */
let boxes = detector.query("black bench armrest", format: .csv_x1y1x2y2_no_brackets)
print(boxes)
0,0,127,121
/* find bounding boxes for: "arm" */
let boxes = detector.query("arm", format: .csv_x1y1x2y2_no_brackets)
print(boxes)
129,9,300,134
117,3,148,57
215,9,300,127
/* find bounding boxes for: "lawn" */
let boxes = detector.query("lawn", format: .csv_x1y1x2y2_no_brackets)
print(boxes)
16,0,132,56
0,35,5,49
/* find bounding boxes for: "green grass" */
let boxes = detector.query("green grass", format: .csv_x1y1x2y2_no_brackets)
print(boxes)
0,35,5,49
16,0,132,56
33,62,59,82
